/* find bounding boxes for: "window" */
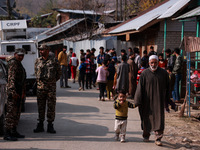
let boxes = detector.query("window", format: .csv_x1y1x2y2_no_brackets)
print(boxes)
22,45,31,51
7,45,15,52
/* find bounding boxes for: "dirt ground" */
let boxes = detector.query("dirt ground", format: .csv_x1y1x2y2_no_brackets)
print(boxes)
164,106,200,150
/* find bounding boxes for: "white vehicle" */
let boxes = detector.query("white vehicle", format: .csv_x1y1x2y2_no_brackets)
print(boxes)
0,20,38,95
0,40,38,94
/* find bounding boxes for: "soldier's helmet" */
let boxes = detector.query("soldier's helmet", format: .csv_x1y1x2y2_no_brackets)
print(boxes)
15,48,25,55
38,44,49,50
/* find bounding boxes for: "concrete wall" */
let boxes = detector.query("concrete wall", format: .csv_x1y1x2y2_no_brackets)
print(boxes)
64,37,136,59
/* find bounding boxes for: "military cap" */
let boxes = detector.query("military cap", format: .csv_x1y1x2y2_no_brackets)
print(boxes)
15,48,25,55
38,44,49,50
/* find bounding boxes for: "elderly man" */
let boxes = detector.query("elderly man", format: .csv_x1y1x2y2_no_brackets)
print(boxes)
134,55,169,146
34,44,61,134
4,48,26,141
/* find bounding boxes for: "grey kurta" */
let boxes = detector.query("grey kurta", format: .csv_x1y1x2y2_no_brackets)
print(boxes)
116,62,129,93
134,67,169,132
127,58,138,97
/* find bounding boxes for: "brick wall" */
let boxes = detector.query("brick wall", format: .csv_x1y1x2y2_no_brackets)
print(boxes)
157,31,196,54
60,13,70,23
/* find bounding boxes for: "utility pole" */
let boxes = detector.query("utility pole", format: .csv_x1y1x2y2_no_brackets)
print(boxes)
120,0,122,21
115,0,118,21
124,0,127,20
7,0,12,19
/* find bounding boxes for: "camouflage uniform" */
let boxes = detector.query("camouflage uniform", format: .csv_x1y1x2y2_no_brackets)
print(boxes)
5,57,26,130
35,56,61,122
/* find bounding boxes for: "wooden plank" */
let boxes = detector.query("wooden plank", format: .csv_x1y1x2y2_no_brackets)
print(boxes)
184,36,200,52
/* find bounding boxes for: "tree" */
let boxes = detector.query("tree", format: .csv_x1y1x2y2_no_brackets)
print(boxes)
29,0,58,27
30,12,57,27
7,0,12,19
39,0,58,14
139,0,163,11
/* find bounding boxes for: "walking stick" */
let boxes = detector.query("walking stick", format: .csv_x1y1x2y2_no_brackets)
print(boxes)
179,91,188,117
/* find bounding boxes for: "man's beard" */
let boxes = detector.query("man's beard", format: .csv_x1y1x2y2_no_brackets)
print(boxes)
150,65,158,71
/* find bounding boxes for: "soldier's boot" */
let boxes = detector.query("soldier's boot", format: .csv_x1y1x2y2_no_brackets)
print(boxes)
11,127,25,138
33,121,44,133
47,122,56,134
3,129,18,141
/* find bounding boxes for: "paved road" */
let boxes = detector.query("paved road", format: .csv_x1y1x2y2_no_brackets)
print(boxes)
0,81,175,150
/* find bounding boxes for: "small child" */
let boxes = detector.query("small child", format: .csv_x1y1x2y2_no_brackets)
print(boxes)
96,60,109,101
137,60,146,84
70,53,79,83
114,90,136,143
166,66,178,112
78,58,86,91
158,53,167,70
190,63,200,105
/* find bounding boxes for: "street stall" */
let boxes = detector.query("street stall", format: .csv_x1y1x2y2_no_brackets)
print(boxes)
184,36,200,117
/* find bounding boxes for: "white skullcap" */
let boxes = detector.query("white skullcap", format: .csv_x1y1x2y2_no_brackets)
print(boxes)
149,55,158,62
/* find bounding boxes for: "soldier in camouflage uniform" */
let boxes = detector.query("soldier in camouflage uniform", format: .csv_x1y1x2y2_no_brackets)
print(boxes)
4,48,26,141
34,44,61,134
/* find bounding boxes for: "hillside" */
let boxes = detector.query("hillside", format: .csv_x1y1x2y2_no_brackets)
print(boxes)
15,0,116,17
15,0,47,16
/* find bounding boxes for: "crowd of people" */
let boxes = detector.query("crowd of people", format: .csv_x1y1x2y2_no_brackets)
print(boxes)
56,45,186,145
61,46,182,105
4,43,190,147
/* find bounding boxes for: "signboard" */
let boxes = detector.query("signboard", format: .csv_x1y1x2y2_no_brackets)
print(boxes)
0,20,27,30
184,36,200,52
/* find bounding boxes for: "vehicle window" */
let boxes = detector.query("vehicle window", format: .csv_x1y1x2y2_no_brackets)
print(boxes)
22,45,31,51
7,45,15,52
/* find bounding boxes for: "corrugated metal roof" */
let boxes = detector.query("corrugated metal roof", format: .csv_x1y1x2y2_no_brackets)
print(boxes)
40,13,53,17
158,0,190,19
174,6,200,20
109,0,191,34
0,7,7,16
37,18,85,42
104,10,115,14
56,9,102,15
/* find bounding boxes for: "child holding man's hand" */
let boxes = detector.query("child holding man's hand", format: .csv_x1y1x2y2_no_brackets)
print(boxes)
114,90,136,143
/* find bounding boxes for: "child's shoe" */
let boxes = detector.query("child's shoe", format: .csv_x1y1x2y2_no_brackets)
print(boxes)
114,134,119,141
155,140,162,146
120,136,125,143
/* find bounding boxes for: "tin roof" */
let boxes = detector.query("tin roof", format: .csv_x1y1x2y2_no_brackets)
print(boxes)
174,6,200,20
55,9,102,15
103,10,115,14
0,7,7,16
108,0,191,34
37,18,86,42
158,0,190,19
